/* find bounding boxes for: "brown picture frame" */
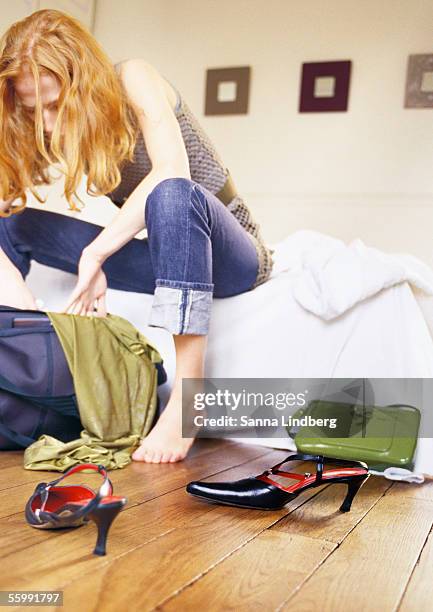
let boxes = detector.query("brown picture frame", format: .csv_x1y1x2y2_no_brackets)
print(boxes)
205,66,251,116
405,54,433,109
299,60,352,113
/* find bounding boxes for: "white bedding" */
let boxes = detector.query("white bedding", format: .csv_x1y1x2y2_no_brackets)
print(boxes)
26,230,433,478
275,230,433,320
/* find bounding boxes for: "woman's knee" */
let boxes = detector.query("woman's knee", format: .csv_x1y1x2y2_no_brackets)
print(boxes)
145,177,197,225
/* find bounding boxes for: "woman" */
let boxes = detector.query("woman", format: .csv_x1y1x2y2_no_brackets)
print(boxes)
0,9,274,463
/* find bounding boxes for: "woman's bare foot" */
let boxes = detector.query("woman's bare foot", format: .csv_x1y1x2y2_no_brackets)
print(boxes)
132,333,207,464
132,397,195,463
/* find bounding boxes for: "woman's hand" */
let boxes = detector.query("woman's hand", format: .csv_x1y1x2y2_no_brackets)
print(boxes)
63,248,108,317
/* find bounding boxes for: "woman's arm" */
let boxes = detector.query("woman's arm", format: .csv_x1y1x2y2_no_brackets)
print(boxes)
0,247,37,309
64,59,191,315
0,200,36,308
84,59,191,263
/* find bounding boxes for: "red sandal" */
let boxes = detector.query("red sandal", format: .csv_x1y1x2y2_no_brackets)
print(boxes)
25,463,127,556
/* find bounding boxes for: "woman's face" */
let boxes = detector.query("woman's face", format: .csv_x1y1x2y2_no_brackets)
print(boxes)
14,69,61,135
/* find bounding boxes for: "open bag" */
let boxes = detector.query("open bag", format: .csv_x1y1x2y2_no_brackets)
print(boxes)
0,306,82,450
0,306,167,470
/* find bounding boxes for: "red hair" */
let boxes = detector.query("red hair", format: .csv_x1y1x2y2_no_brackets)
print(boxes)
0,9,138,215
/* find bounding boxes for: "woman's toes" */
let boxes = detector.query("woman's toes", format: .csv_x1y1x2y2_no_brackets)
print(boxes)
139,449,149,462
144,449,156,463
132,444,153,462
132,448,144,461
150,449,163,463
160,449,173,463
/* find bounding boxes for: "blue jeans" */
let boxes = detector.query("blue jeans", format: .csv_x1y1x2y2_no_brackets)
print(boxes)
0,178,260,335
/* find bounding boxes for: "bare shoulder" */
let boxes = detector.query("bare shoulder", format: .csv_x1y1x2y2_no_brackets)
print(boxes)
116,59,176,121
117,58,159,83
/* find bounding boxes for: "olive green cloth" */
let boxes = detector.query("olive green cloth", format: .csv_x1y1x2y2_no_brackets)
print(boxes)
23,312,164,472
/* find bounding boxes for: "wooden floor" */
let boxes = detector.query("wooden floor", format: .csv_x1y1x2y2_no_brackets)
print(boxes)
1,439,432,612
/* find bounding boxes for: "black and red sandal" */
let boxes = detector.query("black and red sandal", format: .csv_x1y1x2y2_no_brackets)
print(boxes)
186,453,369,511
25,463,127,556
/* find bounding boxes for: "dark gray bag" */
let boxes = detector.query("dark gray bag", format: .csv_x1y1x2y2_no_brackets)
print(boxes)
0,306,82,450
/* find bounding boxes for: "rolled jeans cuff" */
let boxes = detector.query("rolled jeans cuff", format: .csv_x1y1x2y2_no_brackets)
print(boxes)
148,280,214,335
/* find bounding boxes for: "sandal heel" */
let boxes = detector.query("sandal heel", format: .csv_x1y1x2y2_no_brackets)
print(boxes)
339,475,369,513
88,501,125,556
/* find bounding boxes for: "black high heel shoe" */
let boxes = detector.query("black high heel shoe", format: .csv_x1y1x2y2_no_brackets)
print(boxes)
186,453,369,511
25,463,127,556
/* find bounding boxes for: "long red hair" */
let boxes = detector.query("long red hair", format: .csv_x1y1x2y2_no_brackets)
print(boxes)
0,9,137,216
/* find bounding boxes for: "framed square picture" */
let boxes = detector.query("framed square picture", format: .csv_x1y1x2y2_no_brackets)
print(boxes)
405,54,433,108
299,60,352,113
205,66,251,116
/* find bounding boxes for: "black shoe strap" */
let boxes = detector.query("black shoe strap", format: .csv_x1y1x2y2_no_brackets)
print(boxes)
266,452,367,483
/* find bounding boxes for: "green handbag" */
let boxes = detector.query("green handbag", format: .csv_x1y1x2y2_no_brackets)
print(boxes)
287,400,421,470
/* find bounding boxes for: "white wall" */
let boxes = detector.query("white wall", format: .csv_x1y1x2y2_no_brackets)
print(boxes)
0,1,432,265
0,2,33,26
95,0,432,191
93,0,433,264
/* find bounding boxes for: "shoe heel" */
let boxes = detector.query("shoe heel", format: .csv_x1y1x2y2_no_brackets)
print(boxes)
339,475,369,513
88,501,125,556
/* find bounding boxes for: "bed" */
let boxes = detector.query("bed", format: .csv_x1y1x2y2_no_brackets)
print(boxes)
26,230,433,479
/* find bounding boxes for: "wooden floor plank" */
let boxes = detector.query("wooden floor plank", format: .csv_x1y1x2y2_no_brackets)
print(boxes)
1,457,323,608
0,445,280,564
0,439,238,487
159,475,389,610
0,464,59,492
399,525,433,612
0,451,25,468
384,479,433,502
272,475,391,543
0,452,296,586
159,531,335,612
0,438,235,489
280,495,433,612
1,445,432,612
0,441,274,521
57,513,328,611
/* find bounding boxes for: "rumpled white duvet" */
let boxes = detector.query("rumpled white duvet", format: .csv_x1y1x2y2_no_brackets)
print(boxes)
27,230,433,480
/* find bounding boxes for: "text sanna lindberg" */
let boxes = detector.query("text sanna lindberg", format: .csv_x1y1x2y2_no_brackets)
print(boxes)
193,414,338,429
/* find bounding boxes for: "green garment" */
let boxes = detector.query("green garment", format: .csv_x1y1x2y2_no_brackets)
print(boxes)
23,312,164,472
